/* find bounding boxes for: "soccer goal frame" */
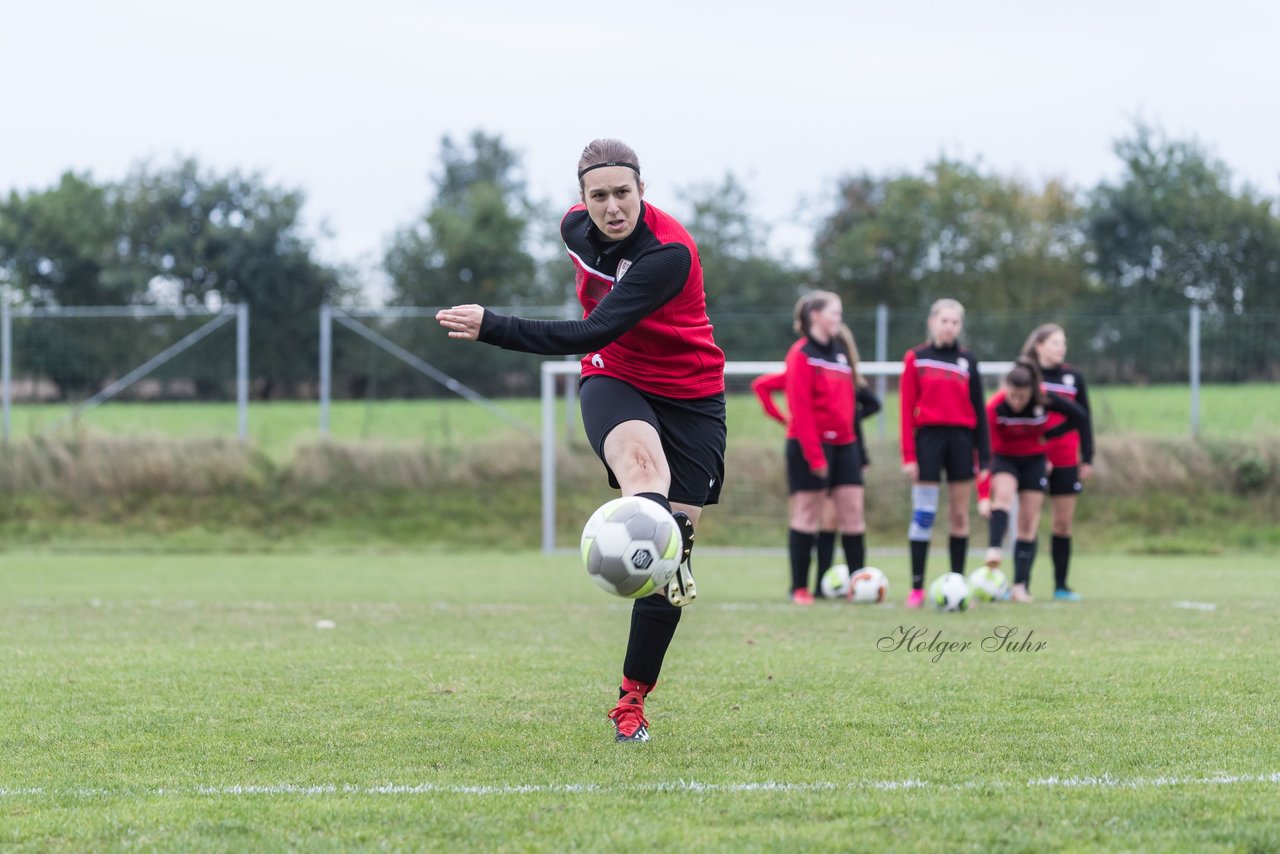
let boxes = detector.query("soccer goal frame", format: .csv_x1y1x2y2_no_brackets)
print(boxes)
0,303,250,443
538,359,1015,553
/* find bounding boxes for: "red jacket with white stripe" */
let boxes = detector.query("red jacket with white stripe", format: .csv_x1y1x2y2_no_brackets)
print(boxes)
986,389,1089,457
899,342,990,467
1039,364,1094,466
783,336,857,471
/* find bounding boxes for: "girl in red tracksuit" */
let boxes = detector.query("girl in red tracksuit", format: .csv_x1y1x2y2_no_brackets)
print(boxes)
983,357,1089,602
899,298,990,608
753,304,880,600
761,292,876,604
1022,323,1094,601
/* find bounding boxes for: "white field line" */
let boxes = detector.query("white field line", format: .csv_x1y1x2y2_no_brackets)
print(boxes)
2,773,1278,799
1170,600,1218,611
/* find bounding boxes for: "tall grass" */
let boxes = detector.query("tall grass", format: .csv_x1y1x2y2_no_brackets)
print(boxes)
7,382,1279,460
1,430,1276,553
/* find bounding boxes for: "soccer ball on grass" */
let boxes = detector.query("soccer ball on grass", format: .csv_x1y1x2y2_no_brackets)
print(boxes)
848,566,889,603
580,496,681,598
819,563,851,598
929,572,971,612
968,565,1010,602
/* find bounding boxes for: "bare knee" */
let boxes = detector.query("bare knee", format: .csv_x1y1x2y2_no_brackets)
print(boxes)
602,421,670,494
615,443,668,490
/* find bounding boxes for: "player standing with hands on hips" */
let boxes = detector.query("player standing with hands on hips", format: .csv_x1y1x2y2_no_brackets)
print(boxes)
899,299,990,608
436,139,726,743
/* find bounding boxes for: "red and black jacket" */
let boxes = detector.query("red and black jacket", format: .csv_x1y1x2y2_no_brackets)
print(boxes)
752,369,881,465
782,336,857,472
477,201,725,399
986,389,1089,457
1040,364,1094,466
899,342,991,468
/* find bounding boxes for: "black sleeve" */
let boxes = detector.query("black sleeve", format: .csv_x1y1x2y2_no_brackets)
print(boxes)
1043,392,1089,440
969,357,991,469
856,385,882,421
476,244,691,355
1073,373,1095,464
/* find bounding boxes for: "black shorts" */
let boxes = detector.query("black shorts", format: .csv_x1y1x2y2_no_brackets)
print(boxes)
1048,465,1084,497
992,454,1048,493
579,376,726,507
914,426,977,483
786,439,864,493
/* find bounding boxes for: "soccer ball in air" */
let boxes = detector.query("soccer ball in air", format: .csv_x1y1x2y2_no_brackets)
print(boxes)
848,566,889,604
580,496,682,598
819,563,851,598
929,572,971,612
968,565,1010,602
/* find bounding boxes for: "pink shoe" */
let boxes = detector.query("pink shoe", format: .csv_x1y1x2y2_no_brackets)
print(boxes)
905,588,925,609
791,589,815,605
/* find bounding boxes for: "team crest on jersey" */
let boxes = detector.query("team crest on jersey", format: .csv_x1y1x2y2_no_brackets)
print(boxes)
1034,405,1044,417
591,353,605,368
1063,374,1076,387
838,353,848,366
616,259,632,281
958,357,969,372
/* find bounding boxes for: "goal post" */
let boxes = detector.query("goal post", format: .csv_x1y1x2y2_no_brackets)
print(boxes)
1,303,250,443
539,359,1014,553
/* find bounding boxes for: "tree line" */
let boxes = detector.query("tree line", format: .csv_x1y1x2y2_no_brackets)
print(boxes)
1,123,1277,399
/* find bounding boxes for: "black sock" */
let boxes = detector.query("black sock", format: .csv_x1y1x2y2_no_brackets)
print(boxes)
949,535,969,575
1014,539,1038,587
989,510,1009,549
1052,535,1071,590
635,491,671,513
910,540,929,589
816,531,837,579
789,529,815,593
622,595,681,686
842,533,866,574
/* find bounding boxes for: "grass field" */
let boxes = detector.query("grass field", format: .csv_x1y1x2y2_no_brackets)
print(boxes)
2,550,1277,851
8,382,1279,458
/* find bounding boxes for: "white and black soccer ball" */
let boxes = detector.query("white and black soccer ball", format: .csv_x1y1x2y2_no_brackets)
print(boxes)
580,496,681,598
848,566,889,604
819,563,851,598
929,571,971,612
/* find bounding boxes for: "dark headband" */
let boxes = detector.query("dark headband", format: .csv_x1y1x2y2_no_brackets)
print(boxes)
577,161,640,180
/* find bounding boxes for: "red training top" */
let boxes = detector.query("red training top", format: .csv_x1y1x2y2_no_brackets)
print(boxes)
899,342,990,468
783,336,857,471
478,201,725,399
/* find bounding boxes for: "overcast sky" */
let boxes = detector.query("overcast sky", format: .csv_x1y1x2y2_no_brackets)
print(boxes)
3,0,1277,283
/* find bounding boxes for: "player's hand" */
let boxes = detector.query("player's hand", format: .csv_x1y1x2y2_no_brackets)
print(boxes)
1045,461,1054,476
902,462,918,480
1080,463,1093,481
977,498,992,519
811,464,830,480
435,305,485,340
